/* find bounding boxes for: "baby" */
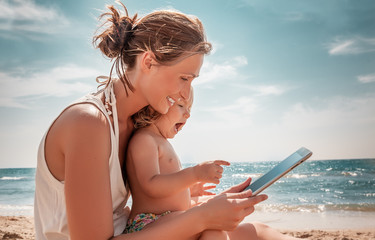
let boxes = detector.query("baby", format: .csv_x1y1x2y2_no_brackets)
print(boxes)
125,89,229,239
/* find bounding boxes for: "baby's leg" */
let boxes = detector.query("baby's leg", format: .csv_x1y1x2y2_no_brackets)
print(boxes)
199,230,228,240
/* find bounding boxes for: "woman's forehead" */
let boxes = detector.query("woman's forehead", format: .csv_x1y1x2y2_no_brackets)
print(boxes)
170,54,204,74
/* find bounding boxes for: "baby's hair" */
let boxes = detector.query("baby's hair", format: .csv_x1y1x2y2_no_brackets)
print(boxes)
93,1,212,94
132,105,161,129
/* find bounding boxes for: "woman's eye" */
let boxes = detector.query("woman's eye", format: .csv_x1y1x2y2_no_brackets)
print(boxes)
178,104,184,108
181,77,188,81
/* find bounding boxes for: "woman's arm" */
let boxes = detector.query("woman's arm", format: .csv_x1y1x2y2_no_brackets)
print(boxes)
59,105,116,239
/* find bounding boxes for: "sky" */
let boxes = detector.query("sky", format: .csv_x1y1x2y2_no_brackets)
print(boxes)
0,0,374,168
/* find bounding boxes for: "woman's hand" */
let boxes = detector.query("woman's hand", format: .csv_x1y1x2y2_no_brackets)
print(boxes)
222,177,253,194
197,177,268,231
198,190,268,231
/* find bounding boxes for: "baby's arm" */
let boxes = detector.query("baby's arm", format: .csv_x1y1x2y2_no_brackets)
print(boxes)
127,133,229,198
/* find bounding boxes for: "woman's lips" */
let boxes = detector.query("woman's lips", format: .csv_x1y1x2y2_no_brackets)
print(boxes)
166,96,176,106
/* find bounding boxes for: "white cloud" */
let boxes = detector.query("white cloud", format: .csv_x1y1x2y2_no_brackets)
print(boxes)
0,0,69,35
194,56,248,86
357,73,375,83
0,64,100,108
327,36,375,55
233,83,288,96
253,85,285,96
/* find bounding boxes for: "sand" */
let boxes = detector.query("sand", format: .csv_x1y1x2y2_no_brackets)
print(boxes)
1,216,375,240
0,216,34,240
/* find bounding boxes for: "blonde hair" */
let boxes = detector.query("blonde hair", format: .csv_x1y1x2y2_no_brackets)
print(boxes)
132,105,161,129
93,1,212,94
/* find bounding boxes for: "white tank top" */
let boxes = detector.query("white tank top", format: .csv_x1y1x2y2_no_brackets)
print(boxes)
34,83,129,239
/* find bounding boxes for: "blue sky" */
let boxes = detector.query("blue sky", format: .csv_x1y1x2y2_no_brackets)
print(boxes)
0,0,374,168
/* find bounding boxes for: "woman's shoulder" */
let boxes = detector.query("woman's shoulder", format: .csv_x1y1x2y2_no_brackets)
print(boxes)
60,103,109,128
50,102,110,143
44,102,112,181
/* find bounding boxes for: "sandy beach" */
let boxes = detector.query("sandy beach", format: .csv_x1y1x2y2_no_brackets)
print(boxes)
1,215,375,240
0,216,34,240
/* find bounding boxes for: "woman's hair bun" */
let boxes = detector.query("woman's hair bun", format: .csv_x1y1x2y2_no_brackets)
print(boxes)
93,2,137,59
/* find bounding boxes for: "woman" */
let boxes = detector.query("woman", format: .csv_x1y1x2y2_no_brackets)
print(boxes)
34,2,297,239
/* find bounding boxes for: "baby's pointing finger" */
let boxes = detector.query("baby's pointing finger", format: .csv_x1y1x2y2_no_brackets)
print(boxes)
213,160,231,166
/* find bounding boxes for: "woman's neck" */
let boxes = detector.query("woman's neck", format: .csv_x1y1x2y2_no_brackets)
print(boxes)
112,78,148,125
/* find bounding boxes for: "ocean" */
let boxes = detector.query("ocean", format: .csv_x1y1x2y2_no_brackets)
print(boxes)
0,159,374,217
0,168,35,216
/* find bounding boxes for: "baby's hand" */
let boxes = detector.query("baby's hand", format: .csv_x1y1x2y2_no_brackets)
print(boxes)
193,160,230,184
190,182,216,197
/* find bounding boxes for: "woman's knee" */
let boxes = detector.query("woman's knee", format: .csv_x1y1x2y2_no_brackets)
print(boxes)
230,222,271,239
251,222,271,232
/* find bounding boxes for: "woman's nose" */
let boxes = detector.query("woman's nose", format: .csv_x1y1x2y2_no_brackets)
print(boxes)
180,83,191,100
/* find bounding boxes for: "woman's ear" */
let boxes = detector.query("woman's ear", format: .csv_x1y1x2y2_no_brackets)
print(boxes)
140,51,156,72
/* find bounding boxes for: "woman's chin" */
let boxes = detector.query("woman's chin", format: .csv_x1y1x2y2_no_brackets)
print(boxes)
158,107,169,115
150,103,168,115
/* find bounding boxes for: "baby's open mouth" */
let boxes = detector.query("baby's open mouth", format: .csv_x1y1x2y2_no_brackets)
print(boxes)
175,123,184,132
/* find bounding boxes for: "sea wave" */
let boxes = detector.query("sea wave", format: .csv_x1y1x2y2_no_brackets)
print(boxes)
284,174,308,179
0,176,28,181
0,204,34,216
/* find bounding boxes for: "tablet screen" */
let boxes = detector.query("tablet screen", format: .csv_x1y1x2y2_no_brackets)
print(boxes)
245,147,312,195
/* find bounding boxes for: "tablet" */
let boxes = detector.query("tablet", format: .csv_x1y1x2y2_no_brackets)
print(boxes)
244,147,312,195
